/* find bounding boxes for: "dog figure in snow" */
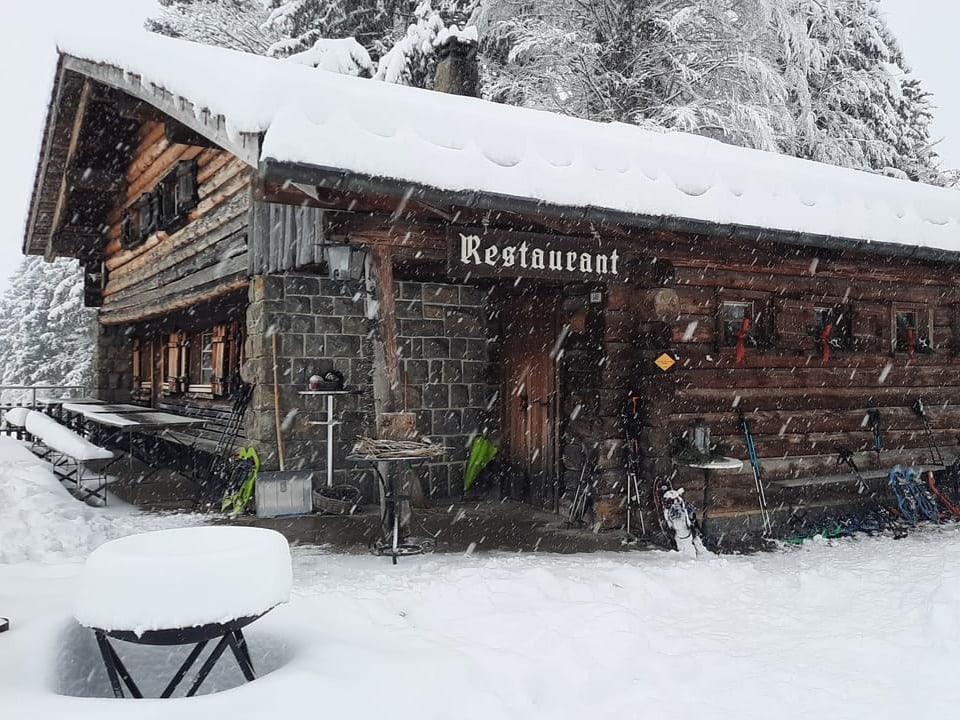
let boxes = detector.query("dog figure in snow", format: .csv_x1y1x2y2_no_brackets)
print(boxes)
661,487,708,557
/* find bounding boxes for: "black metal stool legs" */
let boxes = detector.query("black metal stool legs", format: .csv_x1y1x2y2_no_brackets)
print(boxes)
95,631,142,699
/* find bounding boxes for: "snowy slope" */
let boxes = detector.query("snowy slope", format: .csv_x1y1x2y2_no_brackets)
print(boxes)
0,437,199,562
3,434,960,718
54,30,960,255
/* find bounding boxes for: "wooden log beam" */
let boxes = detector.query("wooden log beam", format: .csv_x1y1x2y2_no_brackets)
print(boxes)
47,78,91,260
164,119,220,148
370,245,402,413
66,167,125,193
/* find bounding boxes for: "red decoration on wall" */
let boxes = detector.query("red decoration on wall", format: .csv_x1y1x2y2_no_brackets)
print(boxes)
820,322,833,363
736,317,751,366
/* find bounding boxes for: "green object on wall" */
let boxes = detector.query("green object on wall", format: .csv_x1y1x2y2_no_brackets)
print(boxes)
221,446,260,515
464,436,497,491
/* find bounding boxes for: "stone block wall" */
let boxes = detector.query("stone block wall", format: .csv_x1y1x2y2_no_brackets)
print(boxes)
91,324,134,402
395,281,496,497
243,273,496,500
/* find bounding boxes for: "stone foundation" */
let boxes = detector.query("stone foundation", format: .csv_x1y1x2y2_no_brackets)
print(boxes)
243,273,496,499
91,324,133,402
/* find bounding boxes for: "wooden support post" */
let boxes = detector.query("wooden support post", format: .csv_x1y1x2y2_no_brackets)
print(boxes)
370,245,402,413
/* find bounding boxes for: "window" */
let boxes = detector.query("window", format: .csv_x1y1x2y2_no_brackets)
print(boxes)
144,323,242,398
893,306,932,356
721,301,752,347
717,296,776,359
120,160,199,248
185,330,214,393
814,305,853,354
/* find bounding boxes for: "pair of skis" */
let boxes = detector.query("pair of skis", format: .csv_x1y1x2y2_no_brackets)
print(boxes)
738,410,773,536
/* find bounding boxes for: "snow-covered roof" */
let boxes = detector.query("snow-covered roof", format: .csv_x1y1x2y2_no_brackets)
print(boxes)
56,30,960,255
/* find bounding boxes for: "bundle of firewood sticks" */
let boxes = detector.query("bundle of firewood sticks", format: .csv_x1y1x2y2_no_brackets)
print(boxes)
350,437,447,460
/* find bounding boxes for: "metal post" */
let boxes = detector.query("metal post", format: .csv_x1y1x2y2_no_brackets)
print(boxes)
326,393,335,487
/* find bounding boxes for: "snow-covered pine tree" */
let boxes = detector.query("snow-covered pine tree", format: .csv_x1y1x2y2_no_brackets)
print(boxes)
0,258,96,399
780,0,942,181
374,1,477,87
147,0,280,54
479,0,794,152
262,0,405,57
149,0,478,89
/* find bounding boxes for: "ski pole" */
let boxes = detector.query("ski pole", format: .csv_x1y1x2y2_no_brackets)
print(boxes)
738,410,772,535
867,409,882,466
836,447,867,494
912,399,944,466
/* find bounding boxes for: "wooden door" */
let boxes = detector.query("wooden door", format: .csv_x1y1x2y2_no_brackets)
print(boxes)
502,294,559,508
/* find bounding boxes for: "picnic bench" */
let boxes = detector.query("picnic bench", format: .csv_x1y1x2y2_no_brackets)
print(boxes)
4,407,113,504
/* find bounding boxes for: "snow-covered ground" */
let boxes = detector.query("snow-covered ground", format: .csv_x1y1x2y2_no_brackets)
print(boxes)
3,435,960,718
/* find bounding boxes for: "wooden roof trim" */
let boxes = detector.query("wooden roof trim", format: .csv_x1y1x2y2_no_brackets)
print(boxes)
46,78,92,261
260,158,960,267
62,55,260,168
23,58,77,256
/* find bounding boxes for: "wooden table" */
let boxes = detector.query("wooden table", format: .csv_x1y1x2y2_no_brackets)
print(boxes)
80,410,206,473
61,402,152,415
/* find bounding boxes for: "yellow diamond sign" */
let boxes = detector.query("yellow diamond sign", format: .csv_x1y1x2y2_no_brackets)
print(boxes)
654,353,676,372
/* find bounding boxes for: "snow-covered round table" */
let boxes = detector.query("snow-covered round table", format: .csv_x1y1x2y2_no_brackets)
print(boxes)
74,526,292,698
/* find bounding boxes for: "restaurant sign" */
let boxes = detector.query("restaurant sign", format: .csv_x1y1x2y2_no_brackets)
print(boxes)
447,227,623,282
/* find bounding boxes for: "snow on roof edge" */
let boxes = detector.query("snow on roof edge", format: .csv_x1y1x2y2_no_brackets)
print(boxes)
264,156,959,263
53,29,960,257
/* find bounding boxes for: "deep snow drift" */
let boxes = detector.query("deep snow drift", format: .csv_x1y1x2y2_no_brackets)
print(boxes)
3,436,960,719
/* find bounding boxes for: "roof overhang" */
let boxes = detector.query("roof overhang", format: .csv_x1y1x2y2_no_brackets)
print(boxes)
260,158,960,265
22,52,261,261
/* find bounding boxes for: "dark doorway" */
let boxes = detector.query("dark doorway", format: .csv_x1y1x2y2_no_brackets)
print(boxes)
500,292,559,508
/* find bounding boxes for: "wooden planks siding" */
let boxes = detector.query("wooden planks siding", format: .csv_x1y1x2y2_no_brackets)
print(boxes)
100,120,251,325
248,201,326,274
623,237,960,515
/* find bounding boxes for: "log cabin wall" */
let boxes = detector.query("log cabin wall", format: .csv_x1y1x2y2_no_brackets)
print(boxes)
86,119,253,434
430,219,960,532
99,120,252,327
640,232,960,529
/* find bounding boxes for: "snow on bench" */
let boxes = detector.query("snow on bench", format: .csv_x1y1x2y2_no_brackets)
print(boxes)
5,408,113,503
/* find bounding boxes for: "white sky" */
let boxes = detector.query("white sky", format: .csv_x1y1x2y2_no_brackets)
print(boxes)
0,0,158,292
881,0,960,176
0,0,955,294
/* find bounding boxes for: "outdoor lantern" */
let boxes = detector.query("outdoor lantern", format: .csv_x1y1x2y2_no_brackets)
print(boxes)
690,418,711,455
324,243,365,281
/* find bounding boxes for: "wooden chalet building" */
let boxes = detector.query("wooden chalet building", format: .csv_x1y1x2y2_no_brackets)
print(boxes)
23,30,960,538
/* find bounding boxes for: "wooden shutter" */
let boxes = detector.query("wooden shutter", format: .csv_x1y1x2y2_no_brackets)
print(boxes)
175,159,199,215
164,332,186,394
132,338,142,390
211,325,229,396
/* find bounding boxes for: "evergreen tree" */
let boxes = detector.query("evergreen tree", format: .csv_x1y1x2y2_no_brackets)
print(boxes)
262,0,405,57
374,1,476,87
144,0,945,181
780,0,941,180
0,258,96,398
479,0,794,152
147,0,279,54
